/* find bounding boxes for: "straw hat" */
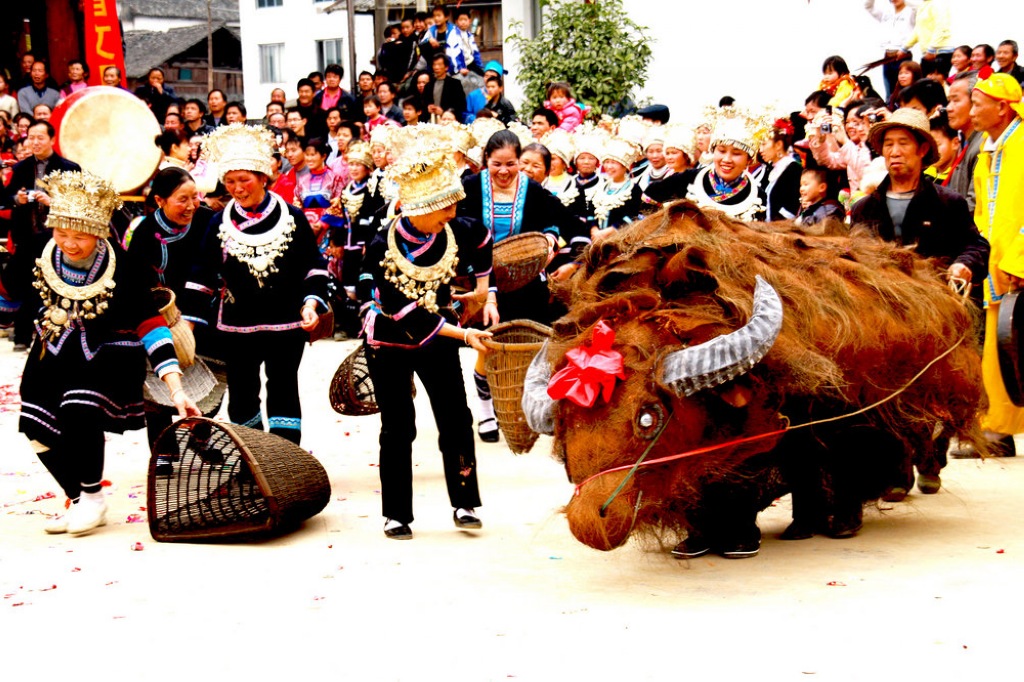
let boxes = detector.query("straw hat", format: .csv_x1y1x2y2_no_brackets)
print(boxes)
40,170,122,239
973,72,1024,119
385,125,465,216
200,123,276,181
867,108,938,165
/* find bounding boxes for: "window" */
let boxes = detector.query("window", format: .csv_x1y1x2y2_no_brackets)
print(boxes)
256,0,282,8
179,68,193,81
316,39,343,73
259,44,284,83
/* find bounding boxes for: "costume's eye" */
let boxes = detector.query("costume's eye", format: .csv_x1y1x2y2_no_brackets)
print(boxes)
634,403,665,440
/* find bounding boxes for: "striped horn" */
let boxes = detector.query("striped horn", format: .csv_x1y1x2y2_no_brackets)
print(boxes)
659,275,783,396
522,340,556,435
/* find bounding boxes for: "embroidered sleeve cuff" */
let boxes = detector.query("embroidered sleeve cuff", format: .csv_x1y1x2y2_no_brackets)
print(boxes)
154,358,181,379
182,315,208,326
303,295,328,312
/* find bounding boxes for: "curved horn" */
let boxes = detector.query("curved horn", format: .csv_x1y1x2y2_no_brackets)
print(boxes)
659,275,783,397
522,340,556,435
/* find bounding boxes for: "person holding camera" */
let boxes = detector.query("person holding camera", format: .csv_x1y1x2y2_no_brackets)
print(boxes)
807,101,880,195
4,120,80,350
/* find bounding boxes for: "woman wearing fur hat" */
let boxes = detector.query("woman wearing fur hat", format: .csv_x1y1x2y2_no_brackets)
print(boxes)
180,124,329,446
358,124,494,539
0,170,200,535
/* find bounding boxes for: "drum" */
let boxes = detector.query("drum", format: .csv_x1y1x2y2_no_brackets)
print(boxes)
50,86,162,193
997,289,1024,406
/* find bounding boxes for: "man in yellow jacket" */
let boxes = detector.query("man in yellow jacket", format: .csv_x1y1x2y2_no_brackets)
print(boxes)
904,0,954,78
972,73,1024,450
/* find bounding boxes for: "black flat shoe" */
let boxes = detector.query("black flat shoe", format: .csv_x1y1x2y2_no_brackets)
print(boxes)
478,418,499,443
453,508,482,529
384,520,413,540
671,534,710,559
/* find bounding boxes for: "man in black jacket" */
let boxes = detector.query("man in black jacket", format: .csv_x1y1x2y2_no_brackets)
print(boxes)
850,107,989,499
426,53,466,121
5,120,81,350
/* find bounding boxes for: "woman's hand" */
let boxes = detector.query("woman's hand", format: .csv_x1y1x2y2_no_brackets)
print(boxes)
482,299,500,327
300,303,319,331
163,373,201,418
464,327,493,352
550,262,579,283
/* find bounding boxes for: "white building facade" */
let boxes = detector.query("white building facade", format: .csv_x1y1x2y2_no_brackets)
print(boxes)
239,0,377,114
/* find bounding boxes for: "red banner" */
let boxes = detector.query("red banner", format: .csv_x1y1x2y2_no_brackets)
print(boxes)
83,0,127,86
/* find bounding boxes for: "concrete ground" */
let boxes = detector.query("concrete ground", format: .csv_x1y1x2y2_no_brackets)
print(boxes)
1,338,1021,681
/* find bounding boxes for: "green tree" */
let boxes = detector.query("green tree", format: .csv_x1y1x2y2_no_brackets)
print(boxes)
507,0,653,116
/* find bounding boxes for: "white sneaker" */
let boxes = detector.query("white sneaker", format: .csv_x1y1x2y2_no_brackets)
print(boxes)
44,514,68,535
66,494,108,536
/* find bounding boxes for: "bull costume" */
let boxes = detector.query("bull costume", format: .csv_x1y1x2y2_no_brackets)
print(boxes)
181,124,329,444
0,171,199,535
358,124,494,540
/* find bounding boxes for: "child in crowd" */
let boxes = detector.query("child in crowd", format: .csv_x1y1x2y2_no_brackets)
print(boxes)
795,168,844,227
483,75,517,124
545,81,585,132
401,97,422,126
819,55,857,108
925,113,960,183
362,95,400,140
452,9,484,75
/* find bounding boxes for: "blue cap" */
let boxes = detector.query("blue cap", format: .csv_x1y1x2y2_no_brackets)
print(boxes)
483,60,507,76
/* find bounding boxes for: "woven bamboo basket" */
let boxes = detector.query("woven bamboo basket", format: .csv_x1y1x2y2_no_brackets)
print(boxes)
482,320,552,454
493,233,549,292
147,417,331,542
329,344,379,416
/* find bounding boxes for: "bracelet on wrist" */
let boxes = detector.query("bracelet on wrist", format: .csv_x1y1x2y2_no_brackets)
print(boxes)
463,327,471,345
171,388,186,401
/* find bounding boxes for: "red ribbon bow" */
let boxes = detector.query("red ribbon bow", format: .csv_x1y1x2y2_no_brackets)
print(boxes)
547,321,626,408
979,65,994,81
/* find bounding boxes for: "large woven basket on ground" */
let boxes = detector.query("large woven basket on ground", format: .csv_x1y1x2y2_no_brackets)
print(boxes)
148,417,331,542
493,233,549,292
483,320,552,454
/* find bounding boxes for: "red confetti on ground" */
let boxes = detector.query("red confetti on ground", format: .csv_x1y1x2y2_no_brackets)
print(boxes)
125,514,144,523
997,549,1005,554
138,506,147,512
344,432,350,436
33,492,55,502
100,480,112,487
327,545,333,549
130,542,144,551
105,581,118,586
71,568,81,572
826,581,847,587
11,602,25,607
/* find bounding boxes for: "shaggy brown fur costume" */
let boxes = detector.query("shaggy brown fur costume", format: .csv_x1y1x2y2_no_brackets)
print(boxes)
547,200,985,551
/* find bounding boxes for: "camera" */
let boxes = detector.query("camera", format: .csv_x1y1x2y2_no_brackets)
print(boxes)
867,113,881,124
25,190,37,203
820,122,832,134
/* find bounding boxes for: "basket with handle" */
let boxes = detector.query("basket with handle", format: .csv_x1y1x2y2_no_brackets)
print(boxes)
147,417,331,542
493,233,549,292
482,319,552,454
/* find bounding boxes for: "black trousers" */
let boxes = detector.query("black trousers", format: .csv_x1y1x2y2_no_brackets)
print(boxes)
365,338,481,524
225,329,306,444
36,406,105,501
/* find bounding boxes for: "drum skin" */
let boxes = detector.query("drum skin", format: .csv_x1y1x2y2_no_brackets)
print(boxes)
51,86,162,193
997,289,1024,407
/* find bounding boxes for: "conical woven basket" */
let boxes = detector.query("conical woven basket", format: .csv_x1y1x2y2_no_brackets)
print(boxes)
147,417,331,542
493,233,550,292
153,287,195,368
482,320,552,454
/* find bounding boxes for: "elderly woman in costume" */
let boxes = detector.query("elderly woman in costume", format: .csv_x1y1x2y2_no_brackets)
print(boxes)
126,167,224,473
458,128,583,441
180,124,329,445
358,124,494,539
646,109,767,221
0,170,200,535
